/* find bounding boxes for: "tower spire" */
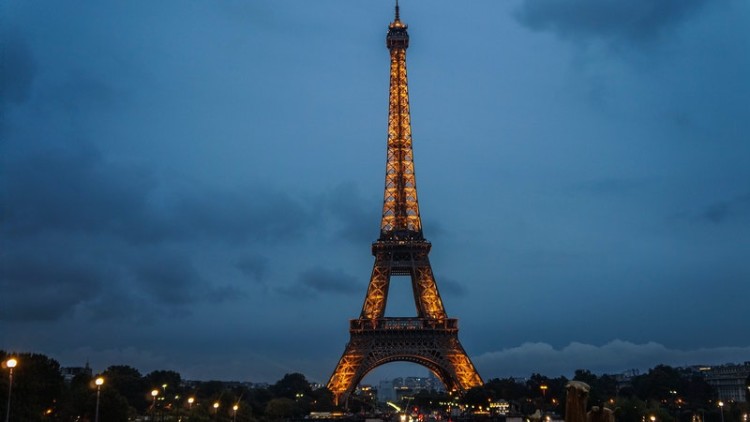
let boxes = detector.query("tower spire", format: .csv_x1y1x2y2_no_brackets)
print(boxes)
383,0,416,238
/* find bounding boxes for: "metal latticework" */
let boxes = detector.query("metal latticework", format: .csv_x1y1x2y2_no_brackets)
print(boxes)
380,14,420,237
328,6,483,406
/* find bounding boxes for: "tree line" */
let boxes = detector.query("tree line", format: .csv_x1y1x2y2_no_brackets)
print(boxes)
2,350,749,422
0,351,334,421
452,367,749,422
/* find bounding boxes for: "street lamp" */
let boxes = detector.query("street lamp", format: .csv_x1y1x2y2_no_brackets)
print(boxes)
4,358,18,422
94,377,104,422
151,389,159,416
540,384,548,411
718,401,725,422
233,404,239,422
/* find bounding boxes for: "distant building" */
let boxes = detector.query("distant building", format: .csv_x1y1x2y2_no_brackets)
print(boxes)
614,369,640,393
310,382,326,391
375,375,446,403
378,379,396,403
698,362,750,402
60,363,92,383
489,399,510,415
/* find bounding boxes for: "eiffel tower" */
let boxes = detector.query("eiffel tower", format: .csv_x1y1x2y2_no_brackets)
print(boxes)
327,2,483,406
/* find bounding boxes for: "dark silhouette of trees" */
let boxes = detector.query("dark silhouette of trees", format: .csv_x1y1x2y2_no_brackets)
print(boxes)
309,386,336,412
485,377,530,401
573,369,617,407
463,385,495,407
632,365,683,402
0,351,64,421
103,364,148,413
270,372,313,399
0,350,736,422
144,369,182,394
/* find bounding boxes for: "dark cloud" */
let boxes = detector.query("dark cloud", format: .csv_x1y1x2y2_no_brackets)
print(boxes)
0,249,102,321
515,0,711,45
2,137,321,245
280,267,361,298
42,70,117,111
172,188,315,244
436,276,468,297
1,31,37,105
134,254,207,306
700,193,750,224
319,183,380,244
0,140,316,322
2,143,160,241
83,286,143,322
236,254,270,283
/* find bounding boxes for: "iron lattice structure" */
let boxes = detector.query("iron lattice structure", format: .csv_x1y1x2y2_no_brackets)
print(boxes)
327,5,483,406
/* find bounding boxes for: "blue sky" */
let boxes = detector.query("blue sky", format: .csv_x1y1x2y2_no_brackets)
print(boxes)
2,0,749,384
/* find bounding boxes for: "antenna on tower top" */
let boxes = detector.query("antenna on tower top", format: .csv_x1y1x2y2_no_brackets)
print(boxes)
395,0,400,21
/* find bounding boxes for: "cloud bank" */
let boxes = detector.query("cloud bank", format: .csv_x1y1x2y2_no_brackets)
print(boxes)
514,0,712,45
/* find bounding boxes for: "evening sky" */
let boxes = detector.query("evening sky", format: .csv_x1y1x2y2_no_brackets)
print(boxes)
2,0,749,383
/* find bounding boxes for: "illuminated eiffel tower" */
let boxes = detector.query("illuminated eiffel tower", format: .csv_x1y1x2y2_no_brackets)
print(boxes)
327,2,483,406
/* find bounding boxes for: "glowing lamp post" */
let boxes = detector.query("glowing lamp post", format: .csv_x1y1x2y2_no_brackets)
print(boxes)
233,404,239,422
4,358,18,422
151,389,159,418
718,401,725,422
94,377,104,422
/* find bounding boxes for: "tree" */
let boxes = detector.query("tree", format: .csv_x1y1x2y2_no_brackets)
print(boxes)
144,369,182,393
309,387,335,412
144,369,183,417
97,387,134,422
681,375,714,409
0,351,65,421
613,396,648,422
245,386,274,418
103,365,147,413
486,377,530,401
462,385,495,407
573,369,615,407
56,373,131,422
57,373,94,420
270,373,312,399
266,397,302,420
632,365,682,402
